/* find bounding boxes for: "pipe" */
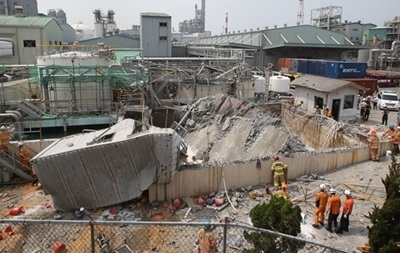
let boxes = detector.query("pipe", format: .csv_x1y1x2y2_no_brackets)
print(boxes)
368,41,400,67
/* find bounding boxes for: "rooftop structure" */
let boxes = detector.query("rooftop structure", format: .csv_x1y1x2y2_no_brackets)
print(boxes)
311,6,343,33
179,0,205,34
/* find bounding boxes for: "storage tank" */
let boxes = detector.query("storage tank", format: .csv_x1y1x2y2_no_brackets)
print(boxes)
270,75,290,93
254,76,266,94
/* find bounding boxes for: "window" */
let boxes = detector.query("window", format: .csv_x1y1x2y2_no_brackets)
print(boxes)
343,95,355,109
54,41,57,45
23,40,36,47
314,96,324,109
0,37,14,56
159,36,167,40
352,28,358,31
49,41,52,45
356,37,359,41
159,22,167,27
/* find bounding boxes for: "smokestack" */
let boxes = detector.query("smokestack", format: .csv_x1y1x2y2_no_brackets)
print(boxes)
225,13,228,34
201,0,206,32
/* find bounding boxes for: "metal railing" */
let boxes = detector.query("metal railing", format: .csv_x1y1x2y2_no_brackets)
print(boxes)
0,219,350,253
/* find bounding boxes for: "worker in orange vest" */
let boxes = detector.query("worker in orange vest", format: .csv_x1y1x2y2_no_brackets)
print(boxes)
196,219,217,253
367,129,380,162
0,126,14,154
336,190,354,233
324,108,333,118
325,188,341,232
18,142,31,171
390,126,400,156
312,183,329,229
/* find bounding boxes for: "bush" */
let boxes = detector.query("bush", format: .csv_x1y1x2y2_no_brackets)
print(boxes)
368,154,400,253
243,195,303,253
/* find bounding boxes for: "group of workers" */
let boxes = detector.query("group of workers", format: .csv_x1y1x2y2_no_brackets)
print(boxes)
312,184,354,233
0,125,31,171
314,105,333,118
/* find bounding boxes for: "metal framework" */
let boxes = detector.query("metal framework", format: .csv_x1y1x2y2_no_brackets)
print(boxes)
310,6,343,32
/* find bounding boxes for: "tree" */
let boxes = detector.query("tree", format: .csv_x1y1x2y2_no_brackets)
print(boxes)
243,195,304,253
368,154,400,253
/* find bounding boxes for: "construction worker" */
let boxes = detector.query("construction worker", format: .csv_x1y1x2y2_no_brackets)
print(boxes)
391,126,400,156
271,155,288,190
325,188,341,233
0,126,14,154
314,105,321,114
382,124,396,138
367,129,380,162
324,108,333,118
197,219,217,253
336,190,354,233
18,142,31,171
312,183,329,228
274,183,289,200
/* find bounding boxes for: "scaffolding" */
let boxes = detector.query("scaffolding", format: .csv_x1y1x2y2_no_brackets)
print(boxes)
310,6,343,32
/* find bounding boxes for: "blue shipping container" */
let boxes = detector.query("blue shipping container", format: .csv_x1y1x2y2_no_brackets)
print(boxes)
297,59,308,73
316,61,328,77
326,62,367,78
307,60,318,75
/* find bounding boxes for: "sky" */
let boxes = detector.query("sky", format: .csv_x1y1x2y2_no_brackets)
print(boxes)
37,0,400,35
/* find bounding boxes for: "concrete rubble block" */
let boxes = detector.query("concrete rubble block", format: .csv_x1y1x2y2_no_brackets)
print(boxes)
221,117,231,131
186,119,196,128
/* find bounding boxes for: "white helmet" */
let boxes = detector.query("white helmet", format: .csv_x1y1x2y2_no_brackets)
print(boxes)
17,142,24,147
0,126,6,131
329,188,336,194
319,184,326,190
344,190,351,196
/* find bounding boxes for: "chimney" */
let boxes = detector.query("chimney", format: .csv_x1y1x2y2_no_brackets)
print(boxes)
284,23,287,27
14,6,24,17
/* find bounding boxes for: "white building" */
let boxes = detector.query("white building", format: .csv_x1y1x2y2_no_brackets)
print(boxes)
292,75,367,121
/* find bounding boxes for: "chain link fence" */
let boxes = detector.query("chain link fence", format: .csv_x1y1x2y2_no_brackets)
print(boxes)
0,219,349,253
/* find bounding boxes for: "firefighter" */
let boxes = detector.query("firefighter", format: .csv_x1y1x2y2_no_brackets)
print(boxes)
274,183,289,200
18,142,31,171
325,188,341,233
391,126,400,155
313,183,329,229
314,105,321,114
197,219,217,253
271,155,288,190
367,129,379,162
336,190,354,233
382,124,396,138
0,126,14,154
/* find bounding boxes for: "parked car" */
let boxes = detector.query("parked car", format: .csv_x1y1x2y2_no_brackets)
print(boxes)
378,90,399,110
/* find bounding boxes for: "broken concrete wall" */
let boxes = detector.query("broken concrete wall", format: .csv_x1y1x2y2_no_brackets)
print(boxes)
149,142,391,201
281,104,360,150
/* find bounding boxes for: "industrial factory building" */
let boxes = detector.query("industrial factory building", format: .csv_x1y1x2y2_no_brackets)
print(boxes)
0,0,38,16
140,12,172,57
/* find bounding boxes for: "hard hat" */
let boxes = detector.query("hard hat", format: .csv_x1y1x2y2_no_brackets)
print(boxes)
390,124,395,129
273,155,279,160
0,126,6,131
397,126,400,130
344,190,351,196
204,219,211,229
80,207,85,212
329,188,336,194
319,183,326,190
281,184,288,190
18,142,24,147
315,105,319,108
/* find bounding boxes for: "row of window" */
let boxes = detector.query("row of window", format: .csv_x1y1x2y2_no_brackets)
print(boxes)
315,95,355,110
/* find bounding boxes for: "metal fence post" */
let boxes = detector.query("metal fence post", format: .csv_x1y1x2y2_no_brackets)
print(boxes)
90,221,95,253
222,223,227,253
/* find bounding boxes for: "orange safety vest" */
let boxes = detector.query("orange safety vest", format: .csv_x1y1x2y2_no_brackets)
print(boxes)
0,132,10,145
343,197,354,215
327,195,341,215
197,229,217,253
315,190,329,210
392,131,400,145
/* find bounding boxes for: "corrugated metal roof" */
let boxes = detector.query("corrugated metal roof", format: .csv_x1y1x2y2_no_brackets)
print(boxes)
194,25,369,50
141,12,171,17
0,15,53,28
291,74,368,92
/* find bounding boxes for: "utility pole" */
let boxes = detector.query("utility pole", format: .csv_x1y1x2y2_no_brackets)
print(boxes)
225,13,228,34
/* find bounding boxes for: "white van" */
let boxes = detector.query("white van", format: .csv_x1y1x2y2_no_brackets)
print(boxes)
378,90,399,110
